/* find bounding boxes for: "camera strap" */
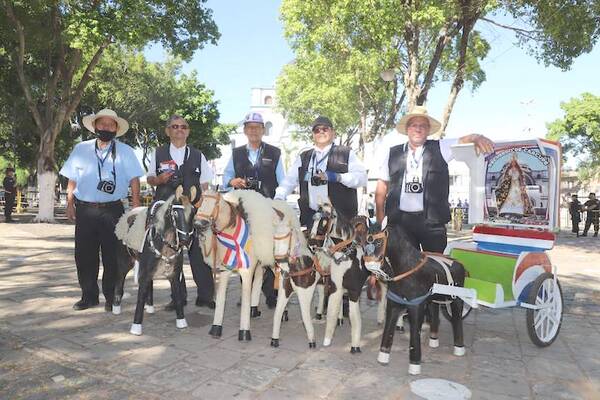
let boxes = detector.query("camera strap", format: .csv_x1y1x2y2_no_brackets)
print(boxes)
404,143,423,182
311,145,333,175
96,140,116,183
247,143,263,178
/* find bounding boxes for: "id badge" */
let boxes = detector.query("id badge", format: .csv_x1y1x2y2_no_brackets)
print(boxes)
159,160,177,173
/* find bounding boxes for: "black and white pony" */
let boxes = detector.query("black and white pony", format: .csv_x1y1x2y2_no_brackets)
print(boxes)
113,186,196,335
360,220,467,375
308,204,371,353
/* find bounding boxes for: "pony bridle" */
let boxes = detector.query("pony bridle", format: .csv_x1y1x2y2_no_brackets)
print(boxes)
195,192,222,225
148,201,192,263
309,211,334,249
273,230,294,265
362,230,391,281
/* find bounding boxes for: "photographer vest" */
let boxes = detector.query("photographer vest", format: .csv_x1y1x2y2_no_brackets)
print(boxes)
298,145,357,223
385,140,451,224
153,144,203,202
232,143,280,199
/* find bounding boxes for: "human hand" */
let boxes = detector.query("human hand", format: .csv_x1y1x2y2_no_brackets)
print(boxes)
229,177,247,189
158,171,174,185
66,203,76,222
472,134,494,155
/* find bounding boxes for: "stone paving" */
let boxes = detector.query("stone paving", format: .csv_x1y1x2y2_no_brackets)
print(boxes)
1,220,599,399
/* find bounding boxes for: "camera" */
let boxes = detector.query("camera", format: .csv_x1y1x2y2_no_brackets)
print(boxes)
310,171,328,186
97,180,116,194
245,177,262,191
405,178,423,194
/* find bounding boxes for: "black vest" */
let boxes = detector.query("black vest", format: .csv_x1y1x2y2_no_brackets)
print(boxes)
232,142,280,199
153,144,203,203
385,140,451,224
298,145,358,223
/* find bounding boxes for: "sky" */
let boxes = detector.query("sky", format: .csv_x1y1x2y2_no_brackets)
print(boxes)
146,1,600,143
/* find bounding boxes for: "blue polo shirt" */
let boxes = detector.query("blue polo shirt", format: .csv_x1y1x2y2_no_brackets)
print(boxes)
60,139,144,202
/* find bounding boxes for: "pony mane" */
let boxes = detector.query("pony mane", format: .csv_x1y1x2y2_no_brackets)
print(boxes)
114,206,148,251
272,199,311,257
332,212,354,239
153,195,175,233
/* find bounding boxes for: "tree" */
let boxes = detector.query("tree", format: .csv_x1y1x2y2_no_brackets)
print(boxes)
0,1,219,221
547,93,600,179
278,0,600,145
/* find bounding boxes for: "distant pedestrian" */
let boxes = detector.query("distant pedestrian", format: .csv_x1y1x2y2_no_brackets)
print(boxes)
582,192,599,237
3,167,16,222
569,194,582,237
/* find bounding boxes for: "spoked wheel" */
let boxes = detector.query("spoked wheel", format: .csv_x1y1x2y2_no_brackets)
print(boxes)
441,302,472,321
526,272,563,347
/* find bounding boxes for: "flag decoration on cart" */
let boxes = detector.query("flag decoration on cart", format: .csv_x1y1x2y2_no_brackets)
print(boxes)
217,215,251,270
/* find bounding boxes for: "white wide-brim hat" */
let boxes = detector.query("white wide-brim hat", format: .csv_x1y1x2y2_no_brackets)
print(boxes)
82,108,129,137
395,105,441,135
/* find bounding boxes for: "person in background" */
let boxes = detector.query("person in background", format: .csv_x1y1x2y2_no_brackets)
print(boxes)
3,167,16,222
569,194,582,237
581,192,599,237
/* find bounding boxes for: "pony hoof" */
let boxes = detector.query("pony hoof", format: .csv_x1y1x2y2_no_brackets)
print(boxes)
408,363,421,375
209,325,222,338
429,338,439,348
130,323,142,336
453,346,466,356
377,351,390,365
270,338,280,348
144,305,155,314
315,313,322,320
350,347,362,354
112,305,121,315
323,338,332,347
309,342,316,349
238,330,252,341
282,310,289,322
250,306,261,318
176,318,188,329
337,318,344,326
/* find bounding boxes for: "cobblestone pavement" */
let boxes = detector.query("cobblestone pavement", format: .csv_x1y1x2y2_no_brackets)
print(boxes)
1,221,599,399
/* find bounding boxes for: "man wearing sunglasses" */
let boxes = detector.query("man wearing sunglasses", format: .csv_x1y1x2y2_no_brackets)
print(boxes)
275,116,367,228
147,115,215,310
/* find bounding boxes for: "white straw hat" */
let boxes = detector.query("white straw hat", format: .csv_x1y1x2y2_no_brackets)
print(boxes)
395,106,441,135
82,108,129,137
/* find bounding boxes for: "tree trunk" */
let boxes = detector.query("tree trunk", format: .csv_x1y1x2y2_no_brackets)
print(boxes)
35,127,58,222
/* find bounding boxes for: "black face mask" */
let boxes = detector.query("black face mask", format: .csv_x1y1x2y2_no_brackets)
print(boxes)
97,130,116,143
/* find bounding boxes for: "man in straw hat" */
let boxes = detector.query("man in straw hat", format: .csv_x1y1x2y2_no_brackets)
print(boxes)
60,109,144,311
374,105,494,253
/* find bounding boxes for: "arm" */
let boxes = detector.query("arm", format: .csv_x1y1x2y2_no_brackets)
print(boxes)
146,148,174,186
274,156,301,200
129,177,141,208
66,179,77,222
458,133,494,155
223,156,246,189
275,157,286,186
375,179,389,223
332,151,367,188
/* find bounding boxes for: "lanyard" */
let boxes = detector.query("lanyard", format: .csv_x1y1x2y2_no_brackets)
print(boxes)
96,141,116,182
311,145,333,174
247,144,263,177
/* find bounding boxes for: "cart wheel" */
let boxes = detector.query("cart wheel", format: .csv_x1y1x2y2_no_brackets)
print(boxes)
441,302,472,321
526,272,563,347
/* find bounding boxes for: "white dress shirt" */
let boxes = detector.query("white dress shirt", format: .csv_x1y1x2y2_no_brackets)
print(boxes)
147,143,213,184
275,144,367,211
376,139,457,212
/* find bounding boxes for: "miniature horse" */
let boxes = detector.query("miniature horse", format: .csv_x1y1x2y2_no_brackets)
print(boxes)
113,188,196,335
309,204,370,353
270,206,324,349
361,222,467,375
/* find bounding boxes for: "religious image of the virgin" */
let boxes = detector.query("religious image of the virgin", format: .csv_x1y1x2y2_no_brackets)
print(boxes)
494,153,533,216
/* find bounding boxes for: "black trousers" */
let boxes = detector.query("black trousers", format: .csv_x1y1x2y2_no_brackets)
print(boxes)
74,201,124,303
174,235,215,302
4,194,15,219
571,217,580,234
388,210,447,253
584,216,599,235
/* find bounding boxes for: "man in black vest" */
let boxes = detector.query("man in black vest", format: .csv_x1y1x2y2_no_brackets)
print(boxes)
582,192,599,237
147,115,215,309
275,116,367,228
374,106,494,253
3,167,16,223
223,112,285,310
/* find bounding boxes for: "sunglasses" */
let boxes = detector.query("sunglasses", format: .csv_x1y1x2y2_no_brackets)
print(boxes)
312,126,331,133
169,124,189,130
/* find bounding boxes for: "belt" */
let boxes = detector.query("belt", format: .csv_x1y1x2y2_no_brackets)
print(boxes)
75,199,123,208
399,210,424,216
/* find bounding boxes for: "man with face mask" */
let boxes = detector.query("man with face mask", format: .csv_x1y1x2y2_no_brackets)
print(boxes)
60,109,144,311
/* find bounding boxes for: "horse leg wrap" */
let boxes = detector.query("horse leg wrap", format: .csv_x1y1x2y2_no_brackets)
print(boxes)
453,346,466,356
377,351,390,365
250,306,261,318
176,318,188,329
323,337,332,347
309,342,316,349
130,323,142,336
408,363,421,375
238,330,252,341
209,325,222,338
429,338,439,348
270,338,279,348
144,304,155,314
350,346,361,354
112,305,121,315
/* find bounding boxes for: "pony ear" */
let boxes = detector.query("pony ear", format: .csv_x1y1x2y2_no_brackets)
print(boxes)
175,185,184,200
381,216,388,230
189,186,198,203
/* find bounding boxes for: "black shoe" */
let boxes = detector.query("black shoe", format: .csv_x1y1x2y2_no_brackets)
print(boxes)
266,296,277,309
581,233,588,237
73,298,99,311
594,233,598,237
164,299,187,311
195,298,216,309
